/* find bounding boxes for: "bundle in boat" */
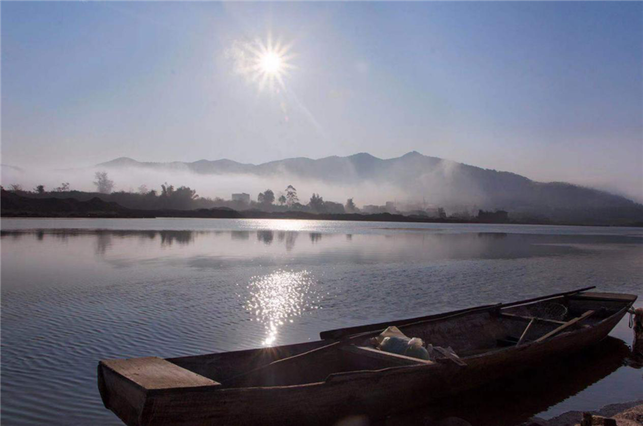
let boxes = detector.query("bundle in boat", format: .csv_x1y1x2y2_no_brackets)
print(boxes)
368,325,462,363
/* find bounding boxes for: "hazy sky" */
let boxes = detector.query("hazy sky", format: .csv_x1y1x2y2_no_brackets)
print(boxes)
2,2,642,200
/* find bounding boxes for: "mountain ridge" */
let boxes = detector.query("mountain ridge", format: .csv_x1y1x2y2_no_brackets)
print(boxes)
96,152,642,224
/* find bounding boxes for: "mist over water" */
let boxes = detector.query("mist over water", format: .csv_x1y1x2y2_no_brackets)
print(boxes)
1,219,642,425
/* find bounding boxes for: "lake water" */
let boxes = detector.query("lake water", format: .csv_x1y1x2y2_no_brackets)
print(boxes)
1,218,642,425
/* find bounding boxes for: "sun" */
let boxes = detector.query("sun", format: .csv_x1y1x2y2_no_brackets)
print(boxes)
259,51,283,75
227,34,295,93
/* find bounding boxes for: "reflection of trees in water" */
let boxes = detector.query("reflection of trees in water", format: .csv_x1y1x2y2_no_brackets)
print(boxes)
231,231,250,240
2,229,201,256
257,230,274,245
476,232,507,239
0,229,321,253
309,233,322,244
277,231,299,251
95,233,112,256
158,231,195,246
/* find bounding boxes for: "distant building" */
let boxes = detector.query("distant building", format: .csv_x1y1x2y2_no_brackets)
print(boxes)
231,193,250,204
385,202,398,214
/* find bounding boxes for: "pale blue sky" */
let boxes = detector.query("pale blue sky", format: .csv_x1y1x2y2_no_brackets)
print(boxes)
2,2,642,199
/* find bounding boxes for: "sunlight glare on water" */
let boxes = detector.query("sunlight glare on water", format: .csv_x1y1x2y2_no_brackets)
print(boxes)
245,270,321,346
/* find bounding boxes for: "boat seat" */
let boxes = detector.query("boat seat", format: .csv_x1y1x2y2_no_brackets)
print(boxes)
341,345,433,369
100,357,221,391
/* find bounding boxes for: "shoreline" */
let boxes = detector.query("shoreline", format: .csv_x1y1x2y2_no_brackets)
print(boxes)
2,212,642,228
526,400,643,426
3,189,642,227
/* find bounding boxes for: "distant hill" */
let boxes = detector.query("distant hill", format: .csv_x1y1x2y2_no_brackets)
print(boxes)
97,152,643,225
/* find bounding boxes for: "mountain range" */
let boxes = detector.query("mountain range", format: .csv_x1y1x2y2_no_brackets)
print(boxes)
97,152,643,224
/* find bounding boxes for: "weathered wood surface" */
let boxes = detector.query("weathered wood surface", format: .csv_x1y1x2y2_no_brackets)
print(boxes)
98,289,636,426
501,312,567,325
517,318,535,346
535,310,595,343
570,292,638,302
101,357,220,390
169,339,328,382
342,345,433,366
434,347,467,367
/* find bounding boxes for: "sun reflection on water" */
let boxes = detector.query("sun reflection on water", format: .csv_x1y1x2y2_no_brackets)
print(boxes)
245,270,320,346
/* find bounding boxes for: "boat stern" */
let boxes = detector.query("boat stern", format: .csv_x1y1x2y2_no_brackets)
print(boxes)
98,357,221,426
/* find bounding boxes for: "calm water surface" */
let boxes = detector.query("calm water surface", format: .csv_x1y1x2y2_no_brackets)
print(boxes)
1,219,642,425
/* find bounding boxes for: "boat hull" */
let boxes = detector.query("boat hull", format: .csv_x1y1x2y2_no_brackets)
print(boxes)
98,292,634,426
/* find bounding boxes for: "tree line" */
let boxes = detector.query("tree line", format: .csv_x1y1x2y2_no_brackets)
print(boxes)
6,172,361,213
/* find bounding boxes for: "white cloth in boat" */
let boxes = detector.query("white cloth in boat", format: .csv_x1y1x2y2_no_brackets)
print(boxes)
374,326,431,360
373,326,461,362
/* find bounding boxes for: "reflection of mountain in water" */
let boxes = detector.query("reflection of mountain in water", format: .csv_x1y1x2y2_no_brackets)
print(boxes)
383,337,635,426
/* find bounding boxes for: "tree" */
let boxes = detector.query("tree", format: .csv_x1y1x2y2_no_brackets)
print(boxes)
9,184,22,192
138,185,148,195
34,185,45,194
94,172,114,194
345,198,357,213
278,194,287,206
161,183,174,197
324,201,346,214
160,183,198,209
171,186,198,209
285,185,299,207
258,189,275,206
309,193,325,212
55,182,70,192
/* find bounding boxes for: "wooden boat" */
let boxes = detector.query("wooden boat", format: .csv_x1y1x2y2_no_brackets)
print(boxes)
98,287,637,426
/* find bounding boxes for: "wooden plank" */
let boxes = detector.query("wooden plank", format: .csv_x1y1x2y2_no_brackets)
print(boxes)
500,313,567,325
100,357,220,391
434,347,467,366
499,286,595,309
341,345,433,366
569,292,638,303
535,311,595,343
517,318,535,346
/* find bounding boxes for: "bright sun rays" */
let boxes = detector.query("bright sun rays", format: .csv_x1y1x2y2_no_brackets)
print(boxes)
226,34,295,93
